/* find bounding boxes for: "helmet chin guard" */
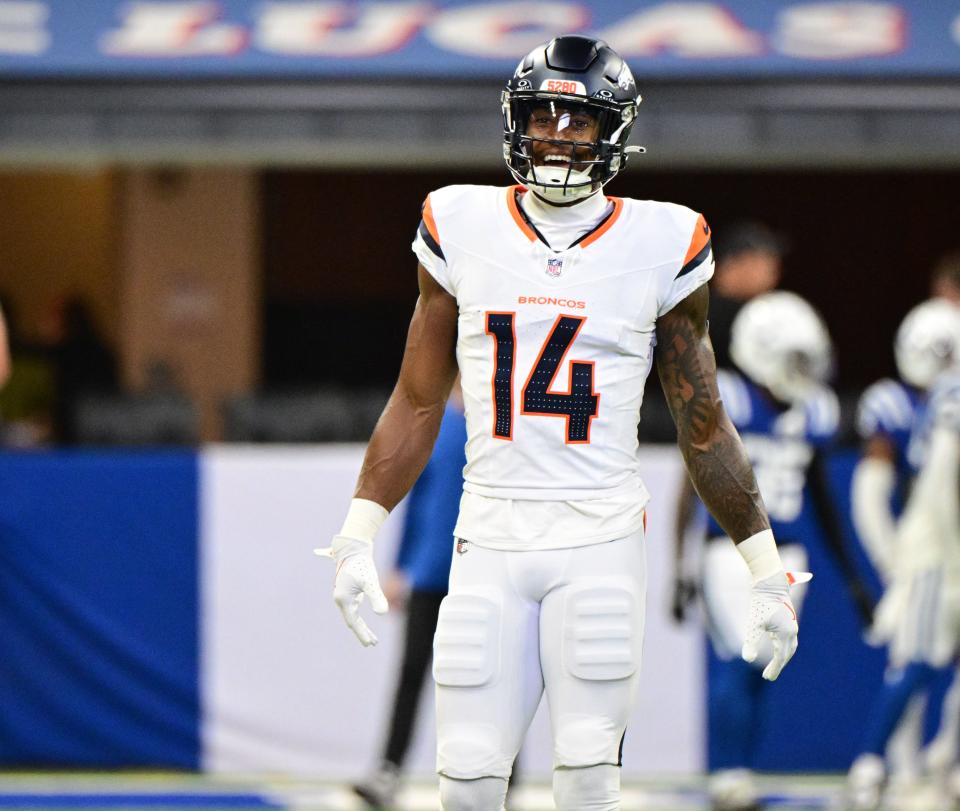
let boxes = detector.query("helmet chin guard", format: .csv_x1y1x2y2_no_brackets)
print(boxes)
502,36,642,201
525,164,596,202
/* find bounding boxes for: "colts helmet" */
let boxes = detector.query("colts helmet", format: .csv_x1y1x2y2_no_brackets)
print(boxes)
502,35,642,202
895,298,960,389
730,291,833,404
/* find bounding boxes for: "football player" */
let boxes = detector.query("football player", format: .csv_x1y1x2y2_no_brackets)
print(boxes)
321,36,808,811
671,291,870,811
847,299,960,810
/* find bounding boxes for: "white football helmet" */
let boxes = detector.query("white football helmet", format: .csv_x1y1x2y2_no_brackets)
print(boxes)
895,298,960,390
730,291,833,403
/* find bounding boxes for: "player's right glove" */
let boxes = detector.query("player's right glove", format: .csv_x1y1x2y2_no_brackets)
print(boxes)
315,498,390,647
741,570,812,681
316,536,388,647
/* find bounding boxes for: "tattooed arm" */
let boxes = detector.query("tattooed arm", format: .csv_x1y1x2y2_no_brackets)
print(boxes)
655,283,770,542
657,283,807,680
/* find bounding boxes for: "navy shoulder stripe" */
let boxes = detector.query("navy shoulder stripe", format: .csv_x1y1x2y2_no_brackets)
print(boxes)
418,218,445,261
676,239,712,279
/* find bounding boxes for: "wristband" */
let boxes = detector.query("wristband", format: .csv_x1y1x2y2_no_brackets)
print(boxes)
736,529,784,584
339,498,389,544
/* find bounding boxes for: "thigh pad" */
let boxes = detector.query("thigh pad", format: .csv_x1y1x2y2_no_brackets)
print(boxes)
433,589,501,688
563,582,640,681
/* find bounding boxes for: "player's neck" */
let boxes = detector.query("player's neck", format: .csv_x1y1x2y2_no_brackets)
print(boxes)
522,188,608,224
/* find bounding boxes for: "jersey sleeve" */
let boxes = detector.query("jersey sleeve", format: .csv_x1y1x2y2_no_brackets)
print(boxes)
855,379,915,441
411,192,454,295
804,385,840,447
657,212,715,317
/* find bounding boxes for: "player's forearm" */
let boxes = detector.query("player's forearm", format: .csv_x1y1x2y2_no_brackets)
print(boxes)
655,287,769,543
851,458,896,578
677,414,769,542
353,265,458,512
355,385,447,512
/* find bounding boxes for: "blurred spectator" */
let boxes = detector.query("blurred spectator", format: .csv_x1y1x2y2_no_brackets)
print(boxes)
931,252,960,305
38,295,118,444
709,221,785,369
0,299,10,389
0,294,56,447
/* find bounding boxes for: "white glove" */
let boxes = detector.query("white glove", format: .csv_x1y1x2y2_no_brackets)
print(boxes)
741,570,812,681
315,536,388,647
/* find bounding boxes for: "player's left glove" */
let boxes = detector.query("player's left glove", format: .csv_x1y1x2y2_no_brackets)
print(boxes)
741,570,812,681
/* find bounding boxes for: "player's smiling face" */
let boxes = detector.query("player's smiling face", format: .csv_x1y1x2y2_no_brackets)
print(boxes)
526,103,600,170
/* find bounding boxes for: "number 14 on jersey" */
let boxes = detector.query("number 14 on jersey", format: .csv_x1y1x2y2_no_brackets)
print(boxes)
485,312,600,444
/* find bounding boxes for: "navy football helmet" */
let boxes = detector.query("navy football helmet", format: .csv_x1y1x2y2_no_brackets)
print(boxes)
502,36,642,201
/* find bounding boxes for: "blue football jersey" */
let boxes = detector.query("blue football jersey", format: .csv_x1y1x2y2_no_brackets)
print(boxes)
706,369,839,543
856,377,924,476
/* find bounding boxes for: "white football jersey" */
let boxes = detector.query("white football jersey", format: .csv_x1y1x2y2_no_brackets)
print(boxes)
413,184,713,547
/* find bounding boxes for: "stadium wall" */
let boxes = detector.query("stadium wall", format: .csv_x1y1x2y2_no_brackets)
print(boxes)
0,445,880,776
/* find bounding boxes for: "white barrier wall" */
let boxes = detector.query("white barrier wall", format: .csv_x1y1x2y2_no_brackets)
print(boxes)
200,444,702,778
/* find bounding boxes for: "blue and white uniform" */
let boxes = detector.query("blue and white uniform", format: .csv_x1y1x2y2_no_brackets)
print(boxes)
702,369,838,660
857,378,924,478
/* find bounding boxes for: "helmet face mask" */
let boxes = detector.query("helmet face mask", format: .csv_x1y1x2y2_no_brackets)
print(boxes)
502,36,640,202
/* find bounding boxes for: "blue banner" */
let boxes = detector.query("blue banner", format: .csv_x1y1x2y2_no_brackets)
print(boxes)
0,1,959,79
0,451,200,768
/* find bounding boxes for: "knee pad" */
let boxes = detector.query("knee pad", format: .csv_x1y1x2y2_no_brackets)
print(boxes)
439,775,508,811
433,589,501,688
563,582,641,681
437,722,509,779
553,764,620,811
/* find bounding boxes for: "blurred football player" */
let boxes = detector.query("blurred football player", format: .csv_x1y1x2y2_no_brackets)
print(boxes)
672,291,870,811
320,36,808,811
847,299,960,810
850,299,935,797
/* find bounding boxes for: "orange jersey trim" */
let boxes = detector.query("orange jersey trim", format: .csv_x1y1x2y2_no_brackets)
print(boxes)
506,185,537,242
578,196,623,249
683,213,711,266
422,194,441,246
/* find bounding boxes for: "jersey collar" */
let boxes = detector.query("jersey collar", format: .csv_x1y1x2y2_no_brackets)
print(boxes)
505,185,623,250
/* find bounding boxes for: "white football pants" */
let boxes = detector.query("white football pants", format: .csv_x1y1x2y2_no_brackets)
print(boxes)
433,531,646,780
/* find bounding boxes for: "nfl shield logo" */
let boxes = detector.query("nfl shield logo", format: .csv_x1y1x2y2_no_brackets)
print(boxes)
546,257,563,278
